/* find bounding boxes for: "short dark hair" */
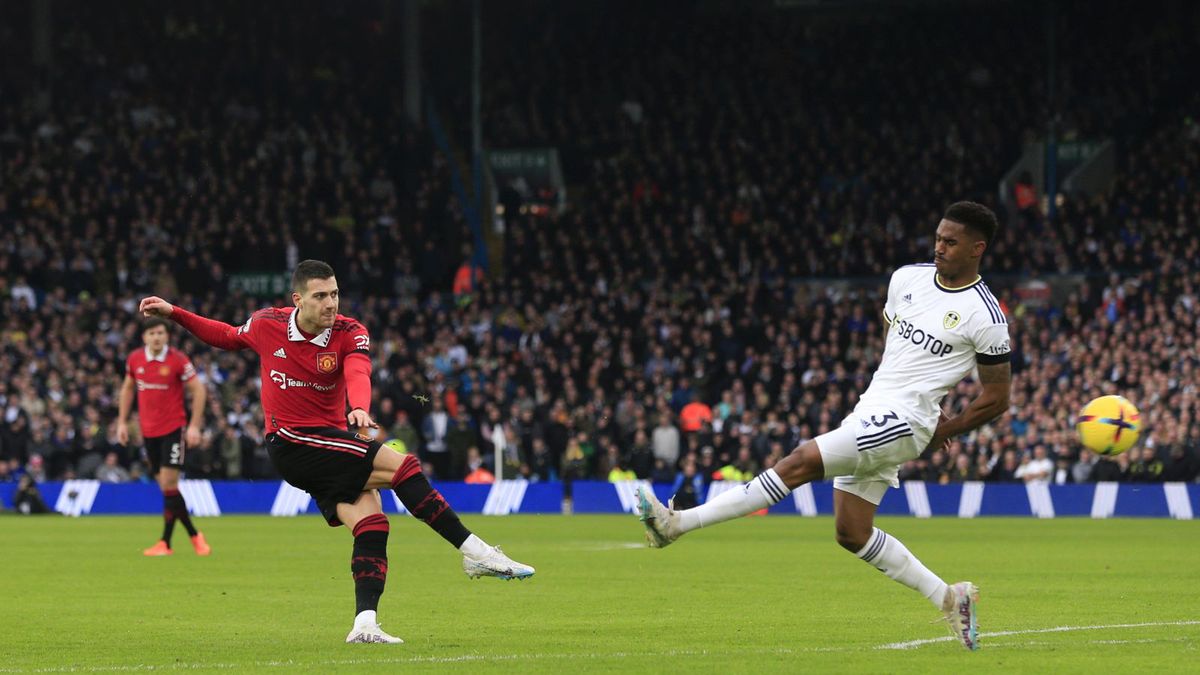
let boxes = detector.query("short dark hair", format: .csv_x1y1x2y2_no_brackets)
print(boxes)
943,201,998,244
142,317,170,334
292,259,336,293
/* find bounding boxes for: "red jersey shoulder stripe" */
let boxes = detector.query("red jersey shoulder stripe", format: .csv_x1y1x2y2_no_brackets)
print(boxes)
253,307,292,323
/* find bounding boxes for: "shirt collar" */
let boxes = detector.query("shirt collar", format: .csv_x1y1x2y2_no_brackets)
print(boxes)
287,309,332,347
144,346,168,362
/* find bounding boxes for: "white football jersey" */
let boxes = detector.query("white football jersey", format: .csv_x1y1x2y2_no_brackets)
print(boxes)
857,263,1011,437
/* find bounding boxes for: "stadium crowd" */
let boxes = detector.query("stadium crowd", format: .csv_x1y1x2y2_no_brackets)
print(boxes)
1,1,1198,498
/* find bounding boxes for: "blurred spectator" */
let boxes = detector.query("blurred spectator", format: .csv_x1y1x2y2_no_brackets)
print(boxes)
947,453,978,482
94,451,131,483
1015,446,1054,484
1163,444,1198,482
628,429,655,480
1127,448,1165,483
446,410,477,480
1089,457,1125,482
714,447,756,483
679,395,714,434
421,398,451,479
1072,450,1098,484
23,454,47,484
525,437,556,482
13,474,52,514
463,448,495,484
670,455,706,510
388,412,421,462
651,414,681,470
1013,171,1039,223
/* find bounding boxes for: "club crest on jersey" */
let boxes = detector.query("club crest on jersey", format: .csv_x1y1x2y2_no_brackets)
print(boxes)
943,311,961,329
316,352,338,373
159,366,171,376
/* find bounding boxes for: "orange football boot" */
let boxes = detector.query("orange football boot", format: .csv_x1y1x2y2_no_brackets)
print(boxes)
143,541,173,556
191,532,212,556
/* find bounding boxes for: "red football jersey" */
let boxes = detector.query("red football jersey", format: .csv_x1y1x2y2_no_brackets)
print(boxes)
126,346,196,438
232,307,371,433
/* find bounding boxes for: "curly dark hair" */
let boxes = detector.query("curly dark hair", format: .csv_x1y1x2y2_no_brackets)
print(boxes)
944,201,999,244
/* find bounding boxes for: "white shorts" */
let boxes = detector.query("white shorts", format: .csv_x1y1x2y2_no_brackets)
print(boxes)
815,406,930,505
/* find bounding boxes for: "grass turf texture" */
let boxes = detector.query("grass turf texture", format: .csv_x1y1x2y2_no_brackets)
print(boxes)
1,514,1197,673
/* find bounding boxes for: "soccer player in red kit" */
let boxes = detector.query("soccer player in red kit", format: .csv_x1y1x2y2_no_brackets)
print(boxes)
139,259,533,644
117,317,211,557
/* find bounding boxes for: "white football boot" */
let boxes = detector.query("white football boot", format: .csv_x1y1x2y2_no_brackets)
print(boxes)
636,485,681,548
463,545,535,580
940,581,980,651
345,622,404,644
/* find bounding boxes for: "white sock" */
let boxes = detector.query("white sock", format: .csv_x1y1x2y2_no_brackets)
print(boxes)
354,609,377,628
678,469,791,533
459,533,489,558
855,527,948,609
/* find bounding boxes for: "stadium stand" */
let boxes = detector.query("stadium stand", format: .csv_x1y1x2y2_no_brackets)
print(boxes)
0,0,1197,497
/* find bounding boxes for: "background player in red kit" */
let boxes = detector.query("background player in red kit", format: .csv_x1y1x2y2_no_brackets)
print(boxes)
116,317,211,556
138,259,534,644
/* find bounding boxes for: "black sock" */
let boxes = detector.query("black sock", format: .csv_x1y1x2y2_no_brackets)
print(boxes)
165,490,198,537
390,455,471,548
160,495,176,545
351,514,390,616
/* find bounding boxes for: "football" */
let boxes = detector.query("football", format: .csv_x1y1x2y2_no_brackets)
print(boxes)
1076,395,1141,456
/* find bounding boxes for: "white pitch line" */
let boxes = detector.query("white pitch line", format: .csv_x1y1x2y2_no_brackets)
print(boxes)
5,622,1197,672
570,541,647,551
987,637,1192,649
0,649,794,673
877,620,1200,650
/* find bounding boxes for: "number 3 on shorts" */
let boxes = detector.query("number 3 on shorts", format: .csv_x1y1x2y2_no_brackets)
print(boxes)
869,411,900,427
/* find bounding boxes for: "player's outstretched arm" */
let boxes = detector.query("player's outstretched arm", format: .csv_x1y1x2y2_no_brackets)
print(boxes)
344,352,378,433
139,296,175,317
926,361,1011,451
139,296,250,351
116,374,136,445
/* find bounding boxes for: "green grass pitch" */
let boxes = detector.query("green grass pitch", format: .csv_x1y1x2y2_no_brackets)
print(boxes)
2,514,1197,673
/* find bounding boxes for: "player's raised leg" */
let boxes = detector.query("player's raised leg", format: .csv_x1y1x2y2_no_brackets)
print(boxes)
637,440,820,547
834,485,978,651
365,448,534,580
338,491,403,644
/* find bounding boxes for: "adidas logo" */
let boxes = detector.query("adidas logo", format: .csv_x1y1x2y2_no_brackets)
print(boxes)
902,293,913,303
273,348,287,359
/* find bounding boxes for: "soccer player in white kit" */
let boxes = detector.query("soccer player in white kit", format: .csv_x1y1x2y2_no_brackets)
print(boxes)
637,202,1011,651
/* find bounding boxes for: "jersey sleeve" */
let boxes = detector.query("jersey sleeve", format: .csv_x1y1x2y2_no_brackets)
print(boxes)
971,318,1012,365
125,354,136,378
231,309,275,351
342,320,371,358
882,270,903,326
178,353,197,382
341,319,372,412
171,307,259,351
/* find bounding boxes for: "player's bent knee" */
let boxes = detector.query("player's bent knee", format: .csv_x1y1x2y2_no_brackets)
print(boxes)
774,442,824,488
834,524,871,553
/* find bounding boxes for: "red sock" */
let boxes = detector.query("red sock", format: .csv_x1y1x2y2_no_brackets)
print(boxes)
390,454,471,548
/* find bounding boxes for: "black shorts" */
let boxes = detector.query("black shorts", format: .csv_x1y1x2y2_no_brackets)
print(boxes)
143,429,185,475
265,426,381,527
